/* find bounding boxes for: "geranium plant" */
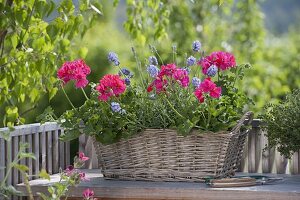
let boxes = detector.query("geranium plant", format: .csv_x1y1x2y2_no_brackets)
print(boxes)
52,41,252,144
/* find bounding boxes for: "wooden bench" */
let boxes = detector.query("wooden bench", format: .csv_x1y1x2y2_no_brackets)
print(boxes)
16,169,300,200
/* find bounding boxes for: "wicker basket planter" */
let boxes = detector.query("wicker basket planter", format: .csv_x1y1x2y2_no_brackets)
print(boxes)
93,112,253,182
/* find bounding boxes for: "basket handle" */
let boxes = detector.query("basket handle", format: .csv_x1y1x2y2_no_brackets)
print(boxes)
231,111,254,133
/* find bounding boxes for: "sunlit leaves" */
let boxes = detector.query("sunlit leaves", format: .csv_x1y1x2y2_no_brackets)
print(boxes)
39,169,50,180
0,0,99,126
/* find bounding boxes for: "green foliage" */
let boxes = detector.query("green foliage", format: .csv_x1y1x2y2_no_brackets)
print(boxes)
124,0,171,45
0,138,35,199
261,89,300,158
0,0,101,127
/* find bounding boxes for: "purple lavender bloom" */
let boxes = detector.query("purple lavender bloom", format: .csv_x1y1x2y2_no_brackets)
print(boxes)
147,65,160,78
107,52,120,66
192,40,201,52
124,78,131,85
186,56,196,67
148,56,158,66
207,65,218,77
119,68,131,76
111,102,121,113
192,77,201,88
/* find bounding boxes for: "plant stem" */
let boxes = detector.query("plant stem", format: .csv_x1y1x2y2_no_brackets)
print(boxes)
232,65,239,87
150,45,164,65
172,45,176,64
131,47,146,89
81,88,89,100
23,172,34,200
165,98,184,119
61,85,76,110
205,99,212,129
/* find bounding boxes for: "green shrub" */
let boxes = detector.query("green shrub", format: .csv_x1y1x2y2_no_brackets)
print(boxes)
261,89,300,158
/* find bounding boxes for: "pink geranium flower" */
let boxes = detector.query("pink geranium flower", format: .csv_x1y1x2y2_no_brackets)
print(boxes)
96,74,126,101
198,51,236,75
158,63,177,77
82,188,95,200
194,78,222,102
210,86,222,99
57,59,91,88
65,165,75,176
79,172,89,181
172,68,190,87
147,63,190,93
199,78,216,93
194,87,205,103
79,152,89,162
147,77,168,93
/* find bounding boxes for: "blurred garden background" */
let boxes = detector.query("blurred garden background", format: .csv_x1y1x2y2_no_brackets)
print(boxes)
0,0,299,127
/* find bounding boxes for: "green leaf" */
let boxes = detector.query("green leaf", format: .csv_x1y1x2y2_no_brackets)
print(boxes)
79,47,88,58
59,129,81,142
10,34,18,49
49,87,58,100
39,169,50,180
19,152,36,160
29,88,39,102
46,24,59,40
46,1,56,17
12,164,29,172
2,185,23,196
0,130,11,141
19,93,25,102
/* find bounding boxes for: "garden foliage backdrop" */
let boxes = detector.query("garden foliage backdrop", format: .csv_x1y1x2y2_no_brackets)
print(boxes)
0,0,299,127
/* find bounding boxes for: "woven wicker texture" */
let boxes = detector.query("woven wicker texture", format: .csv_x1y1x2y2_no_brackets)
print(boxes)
93,112,253,182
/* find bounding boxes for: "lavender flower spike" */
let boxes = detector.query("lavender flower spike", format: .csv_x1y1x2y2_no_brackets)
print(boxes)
186,56,196,67
192,77,201,88
207,65,218,77
148,56,158,66
147,65,160,78
111,102,121,113
107,52,120,66
124,78,131,85
119,68,131,76
192,40,201,52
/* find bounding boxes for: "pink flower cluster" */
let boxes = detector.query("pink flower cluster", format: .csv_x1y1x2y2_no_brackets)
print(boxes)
147,64,189,93
64,152,90,181
96,74,126,101
82,188,95,200
199,51,236,75
57,59,91,88
194,78,221,103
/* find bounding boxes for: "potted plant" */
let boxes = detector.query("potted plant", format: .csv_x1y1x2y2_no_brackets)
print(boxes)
261,89,300,158
51,41,253,182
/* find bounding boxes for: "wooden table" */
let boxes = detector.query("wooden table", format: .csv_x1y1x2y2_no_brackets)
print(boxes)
17,169,300,200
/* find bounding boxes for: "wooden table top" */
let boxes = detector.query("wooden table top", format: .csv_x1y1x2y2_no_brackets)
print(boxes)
17,169,300,200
